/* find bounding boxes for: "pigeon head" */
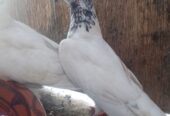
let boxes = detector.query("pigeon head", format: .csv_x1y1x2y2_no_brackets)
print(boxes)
64,0,96,33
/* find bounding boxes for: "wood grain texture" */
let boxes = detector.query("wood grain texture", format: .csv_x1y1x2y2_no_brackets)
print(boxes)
9,0,170,112
9,0,69,42
93,0,170,112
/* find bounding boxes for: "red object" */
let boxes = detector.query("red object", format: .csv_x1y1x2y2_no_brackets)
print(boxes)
0,79,46,116
90,107,107,116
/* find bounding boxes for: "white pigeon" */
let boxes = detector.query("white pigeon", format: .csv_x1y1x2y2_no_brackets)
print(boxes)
0,0,77,90
59,0,166,116
0,2,105,116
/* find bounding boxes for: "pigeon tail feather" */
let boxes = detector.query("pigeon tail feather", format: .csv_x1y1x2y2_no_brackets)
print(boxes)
127,93,165,116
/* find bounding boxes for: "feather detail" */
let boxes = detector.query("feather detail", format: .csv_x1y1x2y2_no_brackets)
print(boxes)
0,16,77,90
126,93,165,116
120,60,143,89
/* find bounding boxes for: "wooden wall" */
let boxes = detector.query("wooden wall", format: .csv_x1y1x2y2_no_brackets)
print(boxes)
93,0,170,112
8,0,170,112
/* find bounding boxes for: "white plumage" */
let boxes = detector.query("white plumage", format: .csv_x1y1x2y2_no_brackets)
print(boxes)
59,0,166,115
0,0,77,90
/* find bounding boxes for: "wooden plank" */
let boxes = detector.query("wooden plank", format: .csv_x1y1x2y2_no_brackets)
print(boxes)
8,0,61,42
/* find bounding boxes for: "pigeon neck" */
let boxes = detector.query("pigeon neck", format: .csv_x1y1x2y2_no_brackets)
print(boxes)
67,0,102,38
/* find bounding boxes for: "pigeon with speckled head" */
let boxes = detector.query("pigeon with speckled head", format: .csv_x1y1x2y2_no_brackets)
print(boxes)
59,0,166,116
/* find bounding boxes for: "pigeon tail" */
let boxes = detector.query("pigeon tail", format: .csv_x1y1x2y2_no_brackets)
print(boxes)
127,93,165,116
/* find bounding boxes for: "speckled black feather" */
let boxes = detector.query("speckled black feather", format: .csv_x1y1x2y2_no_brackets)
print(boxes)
70,0,96,32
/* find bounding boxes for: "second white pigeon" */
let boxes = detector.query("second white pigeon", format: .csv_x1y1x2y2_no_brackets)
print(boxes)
0,0,77,90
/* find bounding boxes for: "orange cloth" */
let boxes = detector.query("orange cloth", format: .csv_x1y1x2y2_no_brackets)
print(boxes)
0,79,46,116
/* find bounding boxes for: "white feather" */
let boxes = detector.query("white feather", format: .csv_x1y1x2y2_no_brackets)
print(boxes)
0,10,78,90
59,0,166,115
